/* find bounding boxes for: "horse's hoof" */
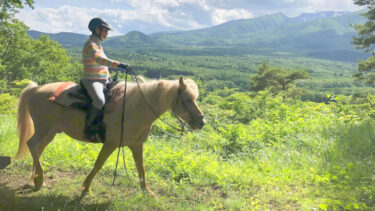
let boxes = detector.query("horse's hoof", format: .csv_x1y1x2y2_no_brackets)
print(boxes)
34,176,44,191
80,185,92,198
80,189,91,198
143,188,156,197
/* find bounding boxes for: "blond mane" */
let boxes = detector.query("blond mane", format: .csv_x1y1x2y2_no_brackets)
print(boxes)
113,77,199,99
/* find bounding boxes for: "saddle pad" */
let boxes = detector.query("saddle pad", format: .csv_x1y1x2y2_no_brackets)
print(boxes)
49,82,77,102
49,82,88,108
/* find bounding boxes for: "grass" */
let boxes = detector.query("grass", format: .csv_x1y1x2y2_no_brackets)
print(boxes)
0,96,375,210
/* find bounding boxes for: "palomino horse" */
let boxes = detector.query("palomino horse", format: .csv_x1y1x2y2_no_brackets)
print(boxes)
16,76,205,195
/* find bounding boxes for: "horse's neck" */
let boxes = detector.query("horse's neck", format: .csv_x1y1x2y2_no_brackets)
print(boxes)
144,80,178,119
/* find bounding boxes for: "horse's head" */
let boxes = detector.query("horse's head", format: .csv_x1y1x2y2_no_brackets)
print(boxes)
172,77,206,130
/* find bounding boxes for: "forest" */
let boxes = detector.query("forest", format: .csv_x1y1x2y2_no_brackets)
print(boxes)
0,0,375,210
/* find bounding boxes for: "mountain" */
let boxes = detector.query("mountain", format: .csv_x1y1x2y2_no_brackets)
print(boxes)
150,11,368,61
151,11,365,48
28,30,88,46
28,30,167,48
105,31,166,48
150,13,291,46
27,11,368,62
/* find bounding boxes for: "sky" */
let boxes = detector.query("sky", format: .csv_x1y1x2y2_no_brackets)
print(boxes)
16,0,364,35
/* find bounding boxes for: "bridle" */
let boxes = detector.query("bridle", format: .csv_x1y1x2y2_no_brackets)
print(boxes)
172,86,205,129
129,68,204,134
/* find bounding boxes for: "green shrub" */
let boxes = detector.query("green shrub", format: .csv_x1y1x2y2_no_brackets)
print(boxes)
0,93,17,115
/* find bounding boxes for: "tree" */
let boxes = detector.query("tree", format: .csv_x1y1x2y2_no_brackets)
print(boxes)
0,0,34,21
0,20,82,94
251,62,309,97
352,0,375,83
0,0,34,88
0,0,82,94
0,1,34,59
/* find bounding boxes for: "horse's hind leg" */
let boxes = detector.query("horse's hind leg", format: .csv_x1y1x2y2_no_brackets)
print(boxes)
27,129,56,190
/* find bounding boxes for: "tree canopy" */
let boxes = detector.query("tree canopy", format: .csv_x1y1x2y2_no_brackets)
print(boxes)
0,0,34,21
250,62,309,97
0,0,82,94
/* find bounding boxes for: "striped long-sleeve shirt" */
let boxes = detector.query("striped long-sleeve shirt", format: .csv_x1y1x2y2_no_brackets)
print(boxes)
82,35,118,80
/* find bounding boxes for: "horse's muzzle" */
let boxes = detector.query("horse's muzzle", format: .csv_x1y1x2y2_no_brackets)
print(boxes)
190,115,206,130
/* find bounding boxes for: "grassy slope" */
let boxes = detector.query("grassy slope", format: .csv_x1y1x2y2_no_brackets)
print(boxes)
0,92,374,210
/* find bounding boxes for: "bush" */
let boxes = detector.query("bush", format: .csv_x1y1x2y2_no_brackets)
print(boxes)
0,93,17,115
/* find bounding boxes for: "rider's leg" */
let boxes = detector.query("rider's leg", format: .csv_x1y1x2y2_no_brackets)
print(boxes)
81,79,107,142
81,79,107,109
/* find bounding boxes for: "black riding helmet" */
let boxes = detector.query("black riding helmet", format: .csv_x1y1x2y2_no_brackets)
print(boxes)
88,17,112,32
88,17,112,40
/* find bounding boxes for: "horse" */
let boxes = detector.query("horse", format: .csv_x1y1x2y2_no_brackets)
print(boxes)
15,76,206,196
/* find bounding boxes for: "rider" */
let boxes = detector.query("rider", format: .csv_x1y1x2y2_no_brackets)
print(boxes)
82,17,130,142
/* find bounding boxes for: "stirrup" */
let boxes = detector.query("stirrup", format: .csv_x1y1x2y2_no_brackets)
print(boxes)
84,130,100,143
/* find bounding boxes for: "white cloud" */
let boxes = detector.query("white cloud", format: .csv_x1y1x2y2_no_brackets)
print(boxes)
16,0,364,34
17,1,210,34
211,9,253,25
281,0,363,16
16,6,92,34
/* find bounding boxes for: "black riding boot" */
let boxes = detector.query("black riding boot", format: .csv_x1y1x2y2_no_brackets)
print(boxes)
84,106,106,143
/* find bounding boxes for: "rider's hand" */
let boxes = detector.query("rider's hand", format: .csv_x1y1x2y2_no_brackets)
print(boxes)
118,63,132,71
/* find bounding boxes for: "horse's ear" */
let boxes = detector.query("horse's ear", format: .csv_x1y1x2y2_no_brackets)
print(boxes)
179,76,186,87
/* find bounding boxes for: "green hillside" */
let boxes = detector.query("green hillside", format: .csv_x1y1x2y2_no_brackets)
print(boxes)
28,30,88,47
150,13,291,46
150,11,364,49
105,31,166,48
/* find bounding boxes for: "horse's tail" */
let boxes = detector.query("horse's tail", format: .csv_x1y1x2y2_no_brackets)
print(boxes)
15,81,38,158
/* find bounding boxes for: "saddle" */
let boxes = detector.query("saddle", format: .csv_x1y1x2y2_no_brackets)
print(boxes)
49,80,121,143
50,80,119,111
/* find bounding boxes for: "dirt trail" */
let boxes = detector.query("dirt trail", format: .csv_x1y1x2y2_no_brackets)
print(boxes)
0,166,112,210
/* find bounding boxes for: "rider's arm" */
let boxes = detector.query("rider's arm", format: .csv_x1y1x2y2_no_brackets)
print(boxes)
85,42,119,68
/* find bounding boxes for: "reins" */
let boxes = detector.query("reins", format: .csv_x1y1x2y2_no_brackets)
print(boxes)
131,68,189,134
112,69,131,185
112,67,190,185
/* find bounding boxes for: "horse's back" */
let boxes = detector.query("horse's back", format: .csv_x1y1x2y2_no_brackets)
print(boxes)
33,82,69,94
25,82,81,125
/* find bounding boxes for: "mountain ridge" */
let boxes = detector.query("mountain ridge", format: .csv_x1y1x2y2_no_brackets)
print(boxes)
27,10,368,62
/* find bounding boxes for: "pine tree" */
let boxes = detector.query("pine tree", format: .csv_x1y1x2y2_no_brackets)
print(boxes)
352,0,375,83
250,62,309,97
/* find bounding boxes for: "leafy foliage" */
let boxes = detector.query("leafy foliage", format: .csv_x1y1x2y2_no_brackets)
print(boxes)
0,0,34,21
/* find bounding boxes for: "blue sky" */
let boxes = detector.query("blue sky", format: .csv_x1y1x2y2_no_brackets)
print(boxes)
16,0,363,35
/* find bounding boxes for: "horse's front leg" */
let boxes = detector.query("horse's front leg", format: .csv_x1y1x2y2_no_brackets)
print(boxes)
81,143,115,196
129,143,154,196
